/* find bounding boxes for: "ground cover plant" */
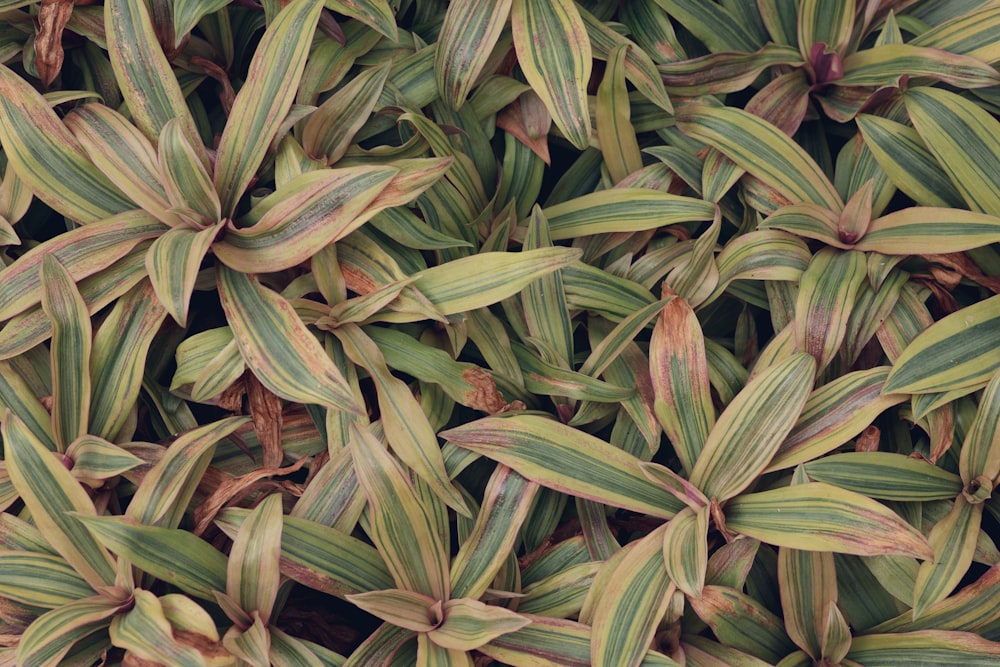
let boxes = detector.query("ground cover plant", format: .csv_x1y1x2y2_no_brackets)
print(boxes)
1,0,1000,664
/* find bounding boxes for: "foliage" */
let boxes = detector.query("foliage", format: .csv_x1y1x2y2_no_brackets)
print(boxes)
0,0,999,664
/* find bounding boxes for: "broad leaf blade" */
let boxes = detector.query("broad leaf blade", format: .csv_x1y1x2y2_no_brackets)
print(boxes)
227,494,283,623
145,224,218,326
662,505,709,598
435,0,513,109
913,497,982,618
793,248,867,370
15,596,120,667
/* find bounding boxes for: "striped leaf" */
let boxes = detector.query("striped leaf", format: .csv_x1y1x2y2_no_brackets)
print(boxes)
778,546,837,660
803,452,962,502
0,65,135,223
884,294,1000,395
909,3,1000,62
914,497,983,618
227,494,283,623
905,87,1000,217
591,525,673,667
217,509,394,597
335,324,469,517
580,298,668,379
348,422,450,600
15,595,121,667
688,585,794,664
597,44,642,183
435,0,512,110
793,248,866,370
681,635,773,667
3,412,115,589
109,590,208,667
326,0,396,39
846,631,1000,666
521,207,573,365
157,117,220,225
854,207,1000,254
769,367,907,471
0,360,57,452
0,211,166,322
510,0,592,149
450,466,539,600
960,371,1000,485
839,45,1000,89
655,0,760,52
302,62,392,164
88,280,167,441
40,256,90,453
661,505,709,598
518,561,600,617
856,113,964,209
78,517,227,601
689,353,815,501
105,0,205,157
725,482,933,559
214,0,324,215
798,0,853,57
347,589,437,633
172,0,230,46
658,44,803,97
67,436,143,485
677,105,842,211
413,248,582,315
217,266,361,413
64,103,174,223
649,291,714,475
145,224,219,326
215,166,398,273
441,415,685,519
542,189,716,240
429,598,531,651
0,551,93,608
126,417,247,528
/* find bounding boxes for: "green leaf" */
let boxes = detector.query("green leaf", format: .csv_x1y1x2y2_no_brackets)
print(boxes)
40,256,91,453
106,0,206,158
435,0,512,109
335,324,469,516
347,589,437,633
0,65,134,222
778,547,837,660
0,551,93,608
109,590,208,667
145,224,219,326
430,598,530,652
302,62,392,164
725,482,933,559
596,44,642,182
78,516,227,600
227,494,283,623
650,291,714,475
443,415,685,518
677,104,842,211
413,248,582,315
959,370,1000,485
589,525,673,667
542,189,716,240
217,266,362,413
803,452,962,501
172,0,230,45
88,280,167,441
662,505,709,598
510,0,592,149
688,585,795,664
793,249,867,370
157,117,220,225
522,206,573,365
846,630,1000,665
913,497,983,618
655,0,760,52
325,0,396,39
884,294,1000,395
905,87,1000,217
689,353,816,501
348,422,450,600
798,0,853,57
3,412,115,589
16,595,120,667
839,44,1000,89
67,436,143,484
854,207,1000,255
214,0,324,214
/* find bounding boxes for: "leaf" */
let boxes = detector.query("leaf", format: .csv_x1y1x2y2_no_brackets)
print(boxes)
227,494,283,623
802,452,962,501
510,0,591,149
590,525,673,667
839,44,1000,89
905,87,1000,217
884,294,1000,395
325,0,396,39
335,324,469,516
0,551,93,608
105,0,205,156
40,256,91,453
217,266,362,413
688,585,795,663
3,411,115,590
413,248,582,315
725,482,933,559
793,248,867,370
778,547,837,660
348,422,450,600
688,353,816,501
145,224,219,326
88,280,167,441
798,0,853,57
302,62,392,164
854,207,1000,255
430,598,531,651
662,505,709,598
15,595,121,667
596,44,642,182
960,370,1000,485
67,436,143,484
346,589,437,633
157,117,220,224
676,104,842,211
522,206,573,365
172,0,230,45
913,496,983,618
442,415,685,519
846,630,1000,665
542,189,716,240
109,590,208,667
214,0,324,214
215,166,398,273
435,0,512,109
0,65,135,222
